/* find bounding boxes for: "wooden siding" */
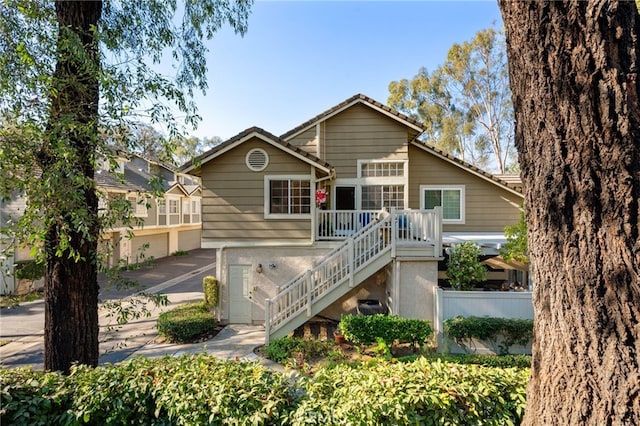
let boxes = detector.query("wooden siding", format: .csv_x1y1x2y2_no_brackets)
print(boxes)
408,145,523,233
322,104,409,177
286,127,317,156
200,137,313,243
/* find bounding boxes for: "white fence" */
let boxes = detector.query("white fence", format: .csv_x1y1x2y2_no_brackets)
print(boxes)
434,287,534,354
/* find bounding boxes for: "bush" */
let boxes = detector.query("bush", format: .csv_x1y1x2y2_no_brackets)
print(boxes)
202,275,219,309
1,354,529,425
444,316,534,355
446,241,487,290
338,314,433,348
265,337,342,364
1,355,294,425
156,301,217,343
291,358,528,425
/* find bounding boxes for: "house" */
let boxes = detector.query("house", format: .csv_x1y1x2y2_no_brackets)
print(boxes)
181,94,525,343
0,153,202,295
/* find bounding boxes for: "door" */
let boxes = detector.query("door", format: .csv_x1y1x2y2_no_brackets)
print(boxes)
334,186,356,235
228,265,252,323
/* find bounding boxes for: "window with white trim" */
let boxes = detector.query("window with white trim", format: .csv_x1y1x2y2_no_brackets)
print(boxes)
265,176,311,217
127,195,148,217
359,160,406,178
421,185,465,223
157,198,167,226
191,199,201,223
361,185,405,210
182,199,191,224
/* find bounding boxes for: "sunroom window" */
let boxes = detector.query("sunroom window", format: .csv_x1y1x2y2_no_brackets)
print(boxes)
361,185,405,210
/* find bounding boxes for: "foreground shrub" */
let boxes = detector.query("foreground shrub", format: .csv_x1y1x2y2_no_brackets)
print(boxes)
339,314,433,348
0,368,73,425
156,301,217,343
444,316,534,355
1,354,294,425
291,358,528,425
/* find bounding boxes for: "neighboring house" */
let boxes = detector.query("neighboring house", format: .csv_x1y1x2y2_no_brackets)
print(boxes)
0,153,202,295
181,93,526,343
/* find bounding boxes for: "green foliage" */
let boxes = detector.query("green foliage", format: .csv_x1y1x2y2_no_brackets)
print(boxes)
338,314,433,348
265,337,343,365
156,301,217,343
0,368,74,425
171,249,189,256
1,355,293,425
291,358,528,425
388,25,515,173
444,316,534,355
501,210,529,263
13,260,45,281
426,353,532,369
202,275,219,309
446,241,487,290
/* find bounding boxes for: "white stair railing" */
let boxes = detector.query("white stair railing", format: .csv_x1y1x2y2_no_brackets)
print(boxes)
266,214,391,340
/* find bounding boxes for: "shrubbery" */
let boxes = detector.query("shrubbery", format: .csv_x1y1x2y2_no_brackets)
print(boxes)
444,316,534,355
156,301,217,343
265,337,344,364
1,354,529,425
1,355,293,425
338,314,433,348
202,275,219,309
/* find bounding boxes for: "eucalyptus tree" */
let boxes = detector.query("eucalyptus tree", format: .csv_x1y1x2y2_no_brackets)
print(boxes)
388,26,515,173
0,0,252,373
499,1,639,423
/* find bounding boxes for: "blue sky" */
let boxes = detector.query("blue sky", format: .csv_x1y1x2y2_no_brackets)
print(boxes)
189,1,503,140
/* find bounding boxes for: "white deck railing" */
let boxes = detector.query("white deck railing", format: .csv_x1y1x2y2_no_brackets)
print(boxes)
266,208,442,341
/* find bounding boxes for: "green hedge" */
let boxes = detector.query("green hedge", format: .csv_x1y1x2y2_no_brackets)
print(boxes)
156,301,217,343
1,355,293,425
202,276,219,309
1,355,529,425
443,316,534,355
292,358,528,425
338,314,433,347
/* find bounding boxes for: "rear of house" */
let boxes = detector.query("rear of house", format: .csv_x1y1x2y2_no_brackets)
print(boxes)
184,94,526,343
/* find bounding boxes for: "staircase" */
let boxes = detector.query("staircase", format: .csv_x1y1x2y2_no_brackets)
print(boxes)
264,208,442,343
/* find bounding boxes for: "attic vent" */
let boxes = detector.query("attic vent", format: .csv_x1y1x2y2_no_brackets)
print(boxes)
246,148,269,171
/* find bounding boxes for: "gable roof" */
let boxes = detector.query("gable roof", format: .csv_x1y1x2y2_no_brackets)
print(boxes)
410,140,523,197
280,93,426,141
180,126,333,176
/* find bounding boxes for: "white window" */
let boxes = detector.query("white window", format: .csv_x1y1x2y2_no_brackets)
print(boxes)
127,195,148,217
359,160,406,178
191,199,201,223
420,185,465,223
157,198,166,215
265,176,311,218
361,185,405,210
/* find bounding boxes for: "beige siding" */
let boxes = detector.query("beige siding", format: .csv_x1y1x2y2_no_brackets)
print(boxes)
323,104,409,177
178,228,201,251
286,127,318,155
408,145,524,233
201,137,313,243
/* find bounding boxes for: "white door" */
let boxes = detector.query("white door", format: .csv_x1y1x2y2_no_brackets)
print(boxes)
228,265,252,324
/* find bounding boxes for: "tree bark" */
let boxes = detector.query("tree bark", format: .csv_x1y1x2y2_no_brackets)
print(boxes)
43,1,102,373
498,1,640,424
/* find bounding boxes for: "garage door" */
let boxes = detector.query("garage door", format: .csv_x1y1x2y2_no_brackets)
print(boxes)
131,233,168,261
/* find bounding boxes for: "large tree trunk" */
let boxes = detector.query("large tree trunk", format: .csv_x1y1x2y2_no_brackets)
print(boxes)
43,1,102,373
498,1,640,424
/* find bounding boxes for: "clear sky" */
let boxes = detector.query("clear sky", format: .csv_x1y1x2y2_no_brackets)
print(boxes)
188,0,503,140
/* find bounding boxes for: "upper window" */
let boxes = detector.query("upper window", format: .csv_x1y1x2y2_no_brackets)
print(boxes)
358,160,406,178
421,185,465,223
127,195,148,217
265,176,311,218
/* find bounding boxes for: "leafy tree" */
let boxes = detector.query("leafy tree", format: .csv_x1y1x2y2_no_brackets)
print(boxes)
0,0,252,373
388,26,515,173
172,134,224,166
446,241,487,291
500,210,528,264
499,1,640,423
